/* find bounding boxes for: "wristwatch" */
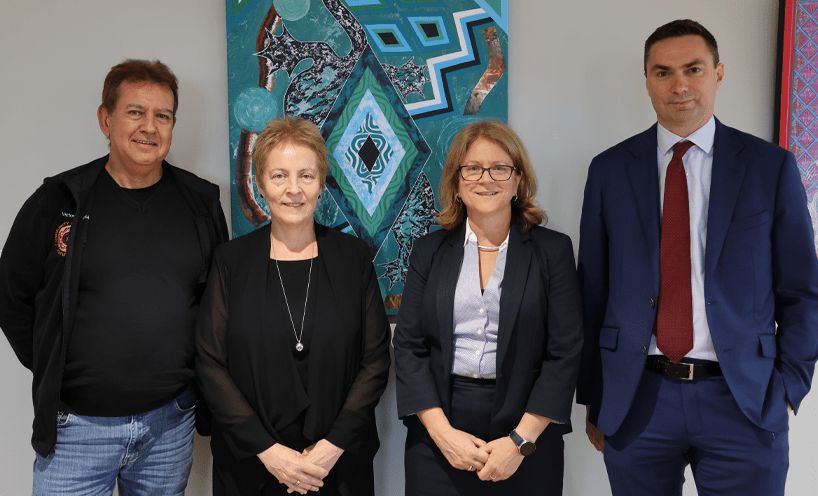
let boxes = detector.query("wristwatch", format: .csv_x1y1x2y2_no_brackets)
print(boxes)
509,429,536,456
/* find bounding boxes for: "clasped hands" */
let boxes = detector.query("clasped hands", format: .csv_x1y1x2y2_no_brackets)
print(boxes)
433,426,524,482
257,439,344,494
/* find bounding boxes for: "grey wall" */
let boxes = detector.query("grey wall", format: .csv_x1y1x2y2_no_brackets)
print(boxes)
1,1,816,495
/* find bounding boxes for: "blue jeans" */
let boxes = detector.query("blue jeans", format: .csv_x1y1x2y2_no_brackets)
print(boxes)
32,386,196,496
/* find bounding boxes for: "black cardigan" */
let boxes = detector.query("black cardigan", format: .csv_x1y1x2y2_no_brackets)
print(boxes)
195,223,391,460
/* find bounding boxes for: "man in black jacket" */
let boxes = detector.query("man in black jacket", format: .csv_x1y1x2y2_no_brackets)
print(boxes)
0,59,228,495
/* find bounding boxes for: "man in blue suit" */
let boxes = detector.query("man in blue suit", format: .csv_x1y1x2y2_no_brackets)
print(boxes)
577,19,818,495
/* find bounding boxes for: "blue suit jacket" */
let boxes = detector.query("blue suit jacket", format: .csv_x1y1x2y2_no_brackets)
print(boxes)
394,222,584,438
576,119,818,435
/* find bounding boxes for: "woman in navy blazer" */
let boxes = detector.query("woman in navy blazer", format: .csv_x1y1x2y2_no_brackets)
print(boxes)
393,121,583,495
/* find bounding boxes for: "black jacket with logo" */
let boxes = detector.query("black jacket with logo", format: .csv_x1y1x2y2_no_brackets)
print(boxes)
0,156,228,456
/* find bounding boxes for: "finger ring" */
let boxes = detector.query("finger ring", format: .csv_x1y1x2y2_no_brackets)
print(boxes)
490,475,496,480
296,480,301,485
468,465,474,471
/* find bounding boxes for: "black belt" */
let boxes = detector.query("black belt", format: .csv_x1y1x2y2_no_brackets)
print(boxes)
645,355,722,380
452,374,497,386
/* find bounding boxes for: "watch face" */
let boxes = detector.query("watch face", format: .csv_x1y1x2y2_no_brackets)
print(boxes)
520,441,536,457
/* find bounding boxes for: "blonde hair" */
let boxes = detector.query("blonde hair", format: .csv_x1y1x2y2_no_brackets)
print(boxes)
437,120,545,230
252,115,330,189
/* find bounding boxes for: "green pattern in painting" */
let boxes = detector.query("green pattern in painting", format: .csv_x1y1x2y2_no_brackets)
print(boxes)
325,67,419,237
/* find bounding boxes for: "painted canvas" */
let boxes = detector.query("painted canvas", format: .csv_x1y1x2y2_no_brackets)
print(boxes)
777,0,818,254
226,0,509,313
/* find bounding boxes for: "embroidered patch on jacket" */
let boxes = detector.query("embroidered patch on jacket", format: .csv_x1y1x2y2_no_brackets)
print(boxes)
55,222,71,257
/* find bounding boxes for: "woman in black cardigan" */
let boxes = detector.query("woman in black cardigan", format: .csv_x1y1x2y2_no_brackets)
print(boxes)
196,116,391,495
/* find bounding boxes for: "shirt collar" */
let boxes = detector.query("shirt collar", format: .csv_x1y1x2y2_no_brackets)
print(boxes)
657,115,716,156
464,218,510,250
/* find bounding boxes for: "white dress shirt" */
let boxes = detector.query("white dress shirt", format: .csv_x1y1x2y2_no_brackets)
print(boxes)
649,116,718,362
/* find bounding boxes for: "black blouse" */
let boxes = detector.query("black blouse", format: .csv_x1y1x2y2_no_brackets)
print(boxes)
195,224,391,460
268,257,318,393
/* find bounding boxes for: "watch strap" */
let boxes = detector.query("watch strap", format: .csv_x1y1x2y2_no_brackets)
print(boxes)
509,429,536,456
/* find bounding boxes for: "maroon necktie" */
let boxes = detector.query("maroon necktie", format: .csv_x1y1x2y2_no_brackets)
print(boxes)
657,141,695,364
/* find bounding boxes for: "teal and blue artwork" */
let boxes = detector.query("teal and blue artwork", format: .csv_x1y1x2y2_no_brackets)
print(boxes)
226,0,509,313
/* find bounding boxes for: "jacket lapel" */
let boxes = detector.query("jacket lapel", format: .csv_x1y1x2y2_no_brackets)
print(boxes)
625,125,662,287
437,224,465,375
496,224,532,372
705,119,747,276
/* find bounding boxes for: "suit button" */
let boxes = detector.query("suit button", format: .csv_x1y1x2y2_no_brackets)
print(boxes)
649,298,655,308
642,346,647,354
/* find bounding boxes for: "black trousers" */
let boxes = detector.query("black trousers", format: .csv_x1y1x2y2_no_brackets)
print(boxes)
404,376,564,495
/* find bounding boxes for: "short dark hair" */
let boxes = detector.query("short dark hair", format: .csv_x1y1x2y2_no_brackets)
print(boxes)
644,19,719,74
101,59,179,118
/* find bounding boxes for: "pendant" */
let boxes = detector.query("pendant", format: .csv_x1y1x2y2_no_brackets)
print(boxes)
295,342,304,352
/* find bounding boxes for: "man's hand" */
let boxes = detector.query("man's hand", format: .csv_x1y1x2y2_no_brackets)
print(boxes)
476,436,524,482
585,405,605,453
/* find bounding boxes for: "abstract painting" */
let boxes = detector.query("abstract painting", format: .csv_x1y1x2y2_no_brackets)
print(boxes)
226,0,509,313
777,0,818,254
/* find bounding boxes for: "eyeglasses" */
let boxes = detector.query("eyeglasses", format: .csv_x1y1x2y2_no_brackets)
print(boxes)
458,165,517,181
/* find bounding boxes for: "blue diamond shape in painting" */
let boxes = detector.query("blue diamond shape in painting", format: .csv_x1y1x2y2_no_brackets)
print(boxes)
321,45,431,255
332,89,406,216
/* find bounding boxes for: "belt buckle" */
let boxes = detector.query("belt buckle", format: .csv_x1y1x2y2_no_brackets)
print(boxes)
678,361,695,380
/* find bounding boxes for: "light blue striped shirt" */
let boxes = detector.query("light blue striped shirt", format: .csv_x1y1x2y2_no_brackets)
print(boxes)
451,220,509,378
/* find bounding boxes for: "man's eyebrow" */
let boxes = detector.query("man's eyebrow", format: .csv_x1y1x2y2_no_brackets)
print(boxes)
683,58,706,68
649,59,705,72
125,103,174,116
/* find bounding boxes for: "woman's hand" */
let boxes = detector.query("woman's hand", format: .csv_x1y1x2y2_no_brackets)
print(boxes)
418,407,489,471
476,412,551,481
434,426,490,471
302,439,344,473
476,436,523,481
257,444,328,494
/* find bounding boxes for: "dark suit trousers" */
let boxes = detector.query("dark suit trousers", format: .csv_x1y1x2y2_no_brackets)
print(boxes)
603,368,788,496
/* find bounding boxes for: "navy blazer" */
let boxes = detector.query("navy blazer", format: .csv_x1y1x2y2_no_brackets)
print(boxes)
576,119,818,436
394,221,584,438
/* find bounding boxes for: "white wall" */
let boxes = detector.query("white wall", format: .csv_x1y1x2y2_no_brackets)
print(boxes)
1,1,816,495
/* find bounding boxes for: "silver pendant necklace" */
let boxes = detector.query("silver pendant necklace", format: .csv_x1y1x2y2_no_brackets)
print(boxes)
271,231,314,352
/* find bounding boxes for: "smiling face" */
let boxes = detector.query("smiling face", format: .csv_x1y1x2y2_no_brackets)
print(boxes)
457,138,521,221
256,141,322,230
645,35,724,137
98,80,175,174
